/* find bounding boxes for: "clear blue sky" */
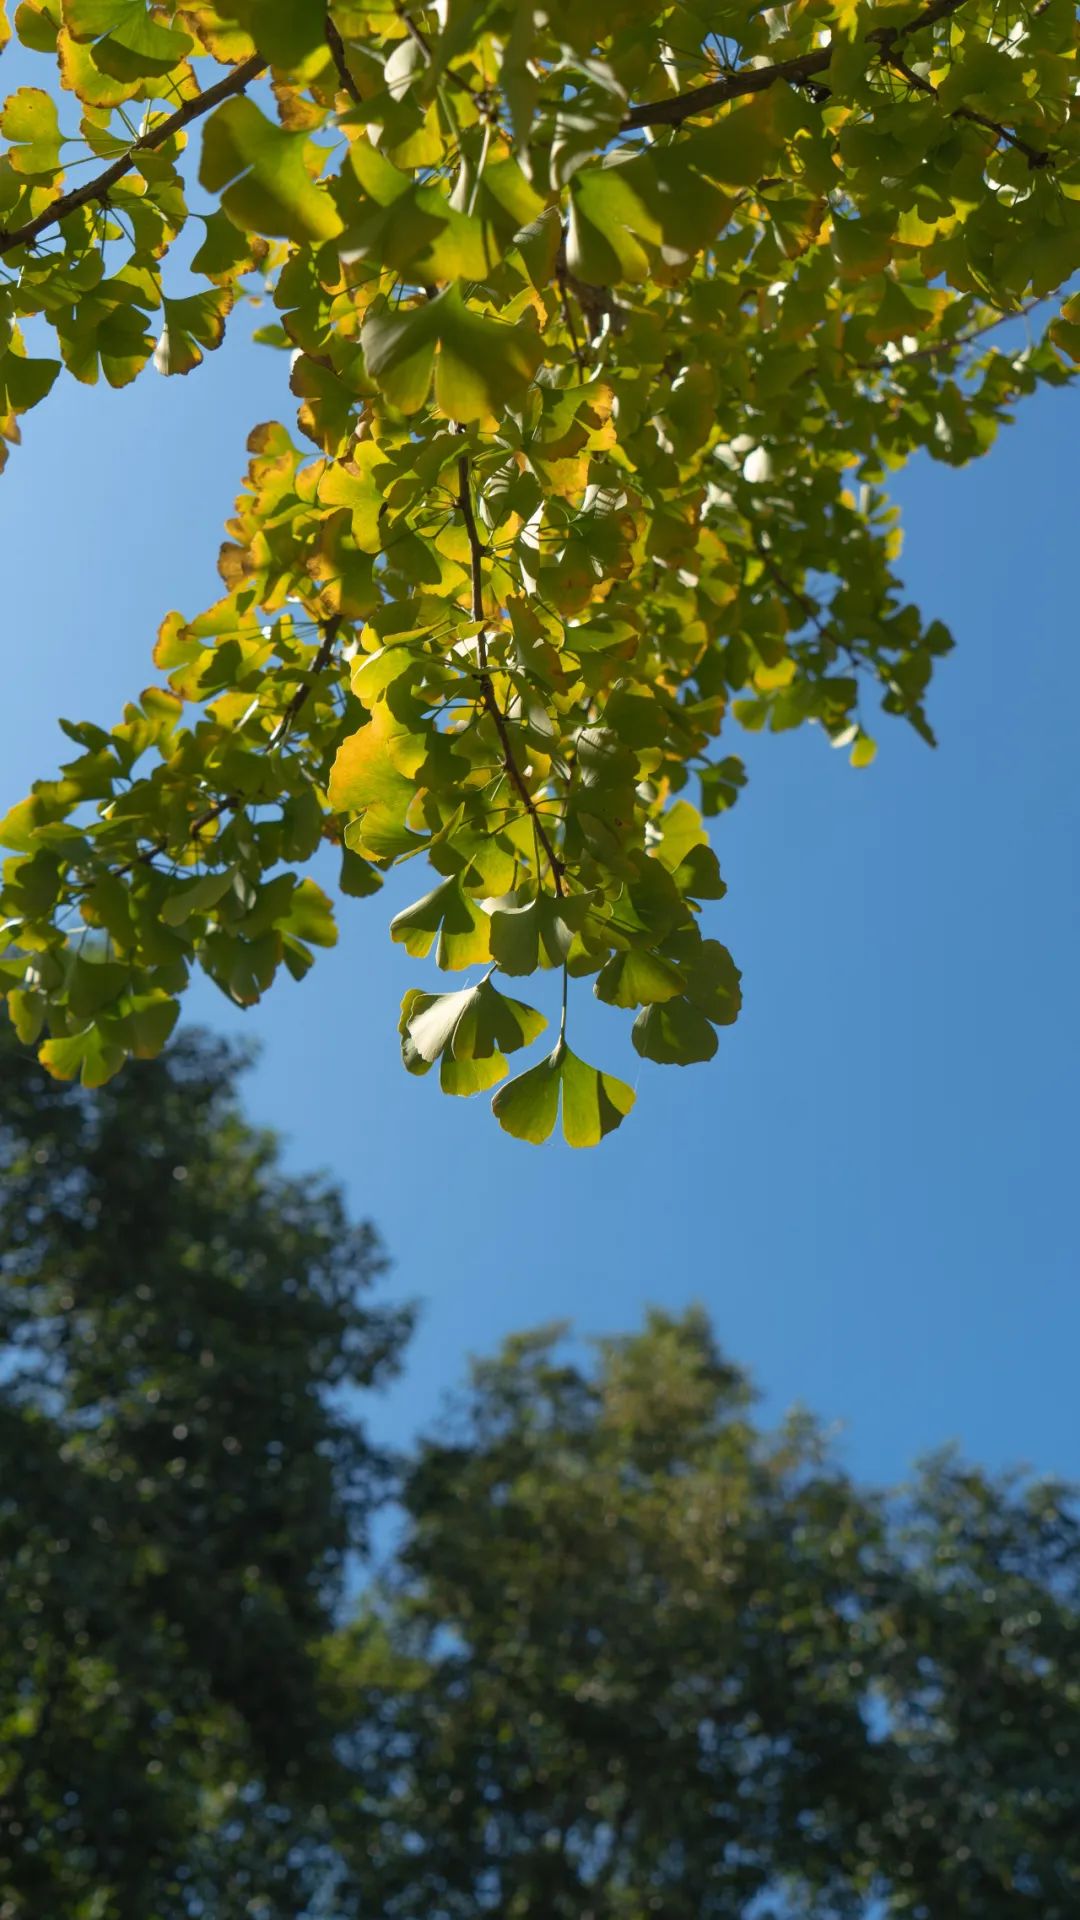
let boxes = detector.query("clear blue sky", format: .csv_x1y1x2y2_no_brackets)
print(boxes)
5,307,1078,1489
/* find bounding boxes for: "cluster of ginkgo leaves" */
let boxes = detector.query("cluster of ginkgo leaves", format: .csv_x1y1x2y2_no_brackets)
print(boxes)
1,0,1078,1143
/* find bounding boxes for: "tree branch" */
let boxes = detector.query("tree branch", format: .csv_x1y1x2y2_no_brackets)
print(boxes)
0,53,267,257
856,297,1048,379
394,3,487,107
556,264,587,380
269,614,343,749
89,615,343,886
621,0,970,130
325,15,363,106
751,531,864,678
457,456,566,894
882,49,1050,167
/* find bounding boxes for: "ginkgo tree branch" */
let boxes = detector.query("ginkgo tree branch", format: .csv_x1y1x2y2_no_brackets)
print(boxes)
621,0,970,130
865,296,1049,371
88,615,344,888
394,2,488,108
457,456,566,894
269,614,344,750
882,46,1050,166
0,52,267,256
325,16,364,106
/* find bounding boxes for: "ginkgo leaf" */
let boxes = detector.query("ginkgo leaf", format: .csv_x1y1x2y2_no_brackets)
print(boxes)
159,868,235,927
594,948,685,1009
361,287,542,423
201,97,344,244
226,0,327,69
390,876,491,970
342,141,502,283
109,988,179,1058
67,954,129,1019
489,1049,561,1143
631,997,718,1066
328,710,422,819
568,147,731,284
1,87,61,175
492,1042,634,1147
489,892,591,975
39,1024,125,1088
153,290,233,377
400,978,545,1094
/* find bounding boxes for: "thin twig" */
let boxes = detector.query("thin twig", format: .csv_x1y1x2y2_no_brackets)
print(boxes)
751,532,863,677
867,297,1048,371
81,615,344,887
325,15,364,106
0,53,267,256
556,266,587,379
882,47,1050,168
394,3,487,107
457,455,565,894
269,614,343,748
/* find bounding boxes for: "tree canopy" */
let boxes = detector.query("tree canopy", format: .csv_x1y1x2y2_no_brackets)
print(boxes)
2,0,1078,1139
350,1311,1080,1919
0,1021,410,1918
2,1035,1078,1915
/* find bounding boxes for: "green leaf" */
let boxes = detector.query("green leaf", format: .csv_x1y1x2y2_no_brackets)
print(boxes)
390,876,491,970
62,0,193,78
67,954,129,1019
594,948,684,1010
0,349,61,413
560,1047,635,1148
201,97,344,245
281,877,337,947
568,147,730,285
39,1024,125,1088
400,978,545,1095
342,142,529,284
329,709,421,820
361,286,542,423
685,98,777,187
8,987,44,1044
153,290,233,377
112,988,179,1058
631,997,718,1066
339,847,384,898
227,0,327,69
159,868,235,927
490,1049,561,1143
1,87,61,176
492,1042,634,1147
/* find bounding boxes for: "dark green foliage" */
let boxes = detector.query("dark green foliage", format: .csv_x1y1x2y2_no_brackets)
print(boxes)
2,1031,1078,1916
346,1312,1080,1920
0,1025,410,1919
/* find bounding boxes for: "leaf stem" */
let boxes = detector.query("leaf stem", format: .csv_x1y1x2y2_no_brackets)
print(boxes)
558,961,569,1048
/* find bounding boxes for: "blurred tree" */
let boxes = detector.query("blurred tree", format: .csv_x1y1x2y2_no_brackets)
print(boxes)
0,1024,411,1920
3,1023,1077,1919
345,1310,1080,1920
